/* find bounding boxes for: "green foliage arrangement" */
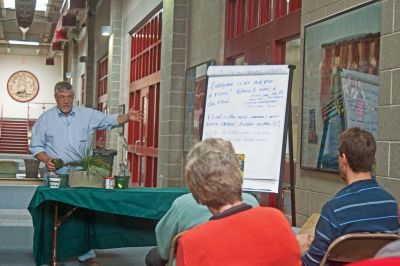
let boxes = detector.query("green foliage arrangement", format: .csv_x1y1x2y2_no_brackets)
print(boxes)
68,145,112,179
87,165,110,180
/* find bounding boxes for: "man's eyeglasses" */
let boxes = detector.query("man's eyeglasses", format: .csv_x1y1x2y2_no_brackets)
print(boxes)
57,95,74,101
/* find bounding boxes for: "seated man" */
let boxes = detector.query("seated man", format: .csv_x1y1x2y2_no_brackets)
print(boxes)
145,139,258,266
176,138,301,265
300,128,399,266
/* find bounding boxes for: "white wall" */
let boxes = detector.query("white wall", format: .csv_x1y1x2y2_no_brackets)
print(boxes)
0,54,62,119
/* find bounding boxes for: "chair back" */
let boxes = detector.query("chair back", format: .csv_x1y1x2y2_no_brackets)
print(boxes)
320,233,400,266
166,231,187,266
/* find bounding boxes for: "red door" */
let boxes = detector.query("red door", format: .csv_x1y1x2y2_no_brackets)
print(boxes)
128,10,162,187
128,83,159,187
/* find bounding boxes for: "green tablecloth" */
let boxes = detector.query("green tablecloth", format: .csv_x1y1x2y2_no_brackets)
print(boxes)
28,186,188,266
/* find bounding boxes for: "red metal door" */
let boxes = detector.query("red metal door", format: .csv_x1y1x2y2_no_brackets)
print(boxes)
95,56,108,149
128,83,159,187
128,9,162,187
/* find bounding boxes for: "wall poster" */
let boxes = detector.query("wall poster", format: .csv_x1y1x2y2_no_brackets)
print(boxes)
300,1,381,171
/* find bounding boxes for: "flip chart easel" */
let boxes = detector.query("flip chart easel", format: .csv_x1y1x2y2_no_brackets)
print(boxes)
201,65,296,223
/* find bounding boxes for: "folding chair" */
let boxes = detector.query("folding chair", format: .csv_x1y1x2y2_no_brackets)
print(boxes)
320,233,400,266
166,231,187,266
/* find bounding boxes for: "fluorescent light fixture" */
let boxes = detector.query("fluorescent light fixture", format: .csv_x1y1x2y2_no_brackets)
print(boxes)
4,0,48,11
101,26,113,36
9,40,40,46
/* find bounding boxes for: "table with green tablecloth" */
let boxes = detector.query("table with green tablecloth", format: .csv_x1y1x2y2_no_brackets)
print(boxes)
28,186,188,266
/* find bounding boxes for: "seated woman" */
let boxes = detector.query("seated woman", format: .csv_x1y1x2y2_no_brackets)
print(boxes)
176,138,301,266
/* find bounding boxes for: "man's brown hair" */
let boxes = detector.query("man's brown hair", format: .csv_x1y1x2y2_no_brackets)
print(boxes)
338,127,376,172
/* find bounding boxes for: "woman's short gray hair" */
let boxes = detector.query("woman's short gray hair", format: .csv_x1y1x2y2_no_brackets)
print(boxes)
185,138,243,209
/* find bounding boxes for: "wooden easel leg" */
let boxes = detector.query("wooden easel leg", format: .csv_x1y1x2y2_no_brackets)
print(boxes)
51,202,58,266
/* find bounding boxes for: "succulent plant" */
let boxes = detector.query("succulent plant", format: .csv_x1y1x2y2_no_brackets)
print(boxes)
52,158,64,170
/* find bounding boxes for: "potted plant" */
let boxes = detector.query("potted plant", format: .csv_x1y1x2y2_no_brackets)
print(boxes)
24,158,40,178
68,146,112,188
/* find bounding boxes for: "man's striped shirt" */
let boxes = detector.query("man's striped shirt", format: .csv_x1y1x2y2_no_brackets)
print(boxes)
302,178,399,266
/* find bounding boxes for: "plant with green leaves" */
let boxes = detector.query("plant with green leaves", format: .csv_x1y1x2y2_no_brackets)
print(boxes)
67,144,112,179
52,158,64,170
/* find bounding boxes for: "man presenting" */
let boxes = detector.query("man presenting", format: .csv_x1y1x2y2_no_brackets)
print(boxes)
29,81,142,266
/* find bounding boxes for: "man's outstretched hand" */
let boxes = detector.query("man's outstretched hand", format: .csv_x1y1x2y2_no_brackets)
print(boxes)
118,108,143,124
127,108,143,122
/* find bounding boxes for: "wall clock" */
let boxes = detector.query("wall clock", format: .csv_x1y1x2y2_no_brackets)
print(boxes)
7,71,39,102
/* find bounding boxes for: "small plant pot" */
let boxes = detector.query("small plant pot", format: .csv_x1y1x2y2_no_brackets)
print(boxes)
48,177,61,188
58,174,69,187
114,176,129,189
24,159,40,178
43,173,68,187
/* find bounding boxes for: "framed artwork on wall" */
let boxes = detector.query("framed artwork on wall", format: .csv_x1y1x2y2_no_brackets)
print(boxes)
183,60,215,155
300,1,381,172
119,104,125,136
7,71,39,102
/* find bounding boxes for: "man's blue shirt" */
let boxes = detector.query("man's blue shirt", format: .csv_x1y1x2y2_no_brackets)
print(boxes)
302,178,399,266
30,105,119,164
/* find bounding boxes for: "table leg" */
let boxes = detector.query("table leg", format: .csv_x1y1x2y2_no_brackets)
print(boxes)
51,202,58,266
50,203,78,266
